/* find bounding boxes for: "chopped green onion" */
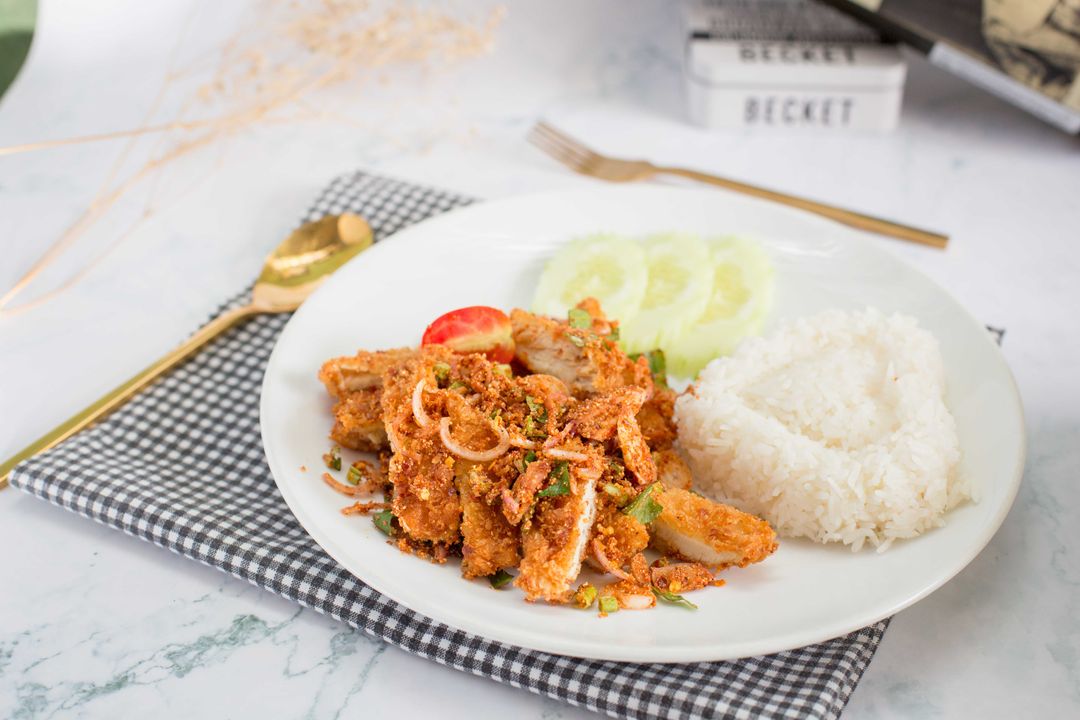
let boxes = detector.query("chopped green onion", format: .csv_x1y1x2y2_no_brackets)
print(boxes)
598,596,619,614
573,583,598,609
346,464,363,485
603,483,630,506
525,394,546,418
607,459,625,483
621,483,663,524
494,363,513,378
568,307,592,329
490,408,502,421
567,333,586,348
488,569,513,589
537,462,571,498
372,509,395,536
653,588,698,610
448,380,468,392
323,447,342,471
433,362,451,386
523,416,547,439
608,326,620,341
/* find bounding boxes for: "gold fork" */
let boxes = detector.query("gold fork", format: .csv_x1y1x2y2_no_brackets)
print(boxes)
528,122,948,249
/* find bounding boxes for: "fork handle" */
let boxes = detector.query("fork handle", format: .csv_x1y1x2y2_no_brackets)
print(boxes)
661,167,948,249
0,304,261,491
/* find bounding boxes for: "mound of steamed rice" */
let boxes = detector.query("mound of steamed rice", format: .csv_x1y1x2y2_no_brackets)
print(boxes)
675,308,966,552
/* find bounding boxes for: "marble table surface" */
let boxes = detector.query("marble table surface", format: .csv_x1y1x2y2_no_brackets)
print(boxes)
1,1,1077,717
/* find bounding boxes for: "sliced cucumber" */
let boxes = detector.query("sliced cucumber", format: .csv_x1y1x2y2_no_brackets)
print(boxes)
619,233,713,355
665,236,774,378
532,233,648,322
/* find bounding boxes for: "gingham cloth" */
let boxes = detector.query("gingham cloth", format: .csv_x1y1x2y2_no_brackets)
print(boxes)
11,171,891,720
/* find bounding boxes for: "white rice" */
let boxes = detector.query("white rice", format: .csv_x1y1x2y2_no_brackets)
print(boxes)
674,308,966,552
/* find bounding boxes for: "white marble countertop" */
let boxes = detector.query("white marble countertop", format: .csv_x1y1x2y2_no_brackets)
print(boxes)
1,1,1077,717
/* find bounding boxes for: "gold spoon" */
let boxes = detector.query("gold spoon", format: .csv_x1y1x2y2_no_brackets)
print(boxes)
0,213,373,490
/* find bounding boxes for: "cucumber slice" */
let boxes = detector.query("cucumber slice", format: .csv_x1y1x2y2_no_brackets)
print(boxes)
619,233,713,354
532,233,648,322
665,236,774,378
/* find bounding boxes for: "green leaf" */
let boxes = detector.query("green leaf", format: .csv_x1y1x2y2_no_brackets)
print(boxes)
647,349,668,388
631,350,668,388
621,483,663,524
653,587,698,610
598,596,619,614
522,450,538,470
488,569,513,589
372,509,395,536
567,333,586,348
537,462,571,498
568,307,592,329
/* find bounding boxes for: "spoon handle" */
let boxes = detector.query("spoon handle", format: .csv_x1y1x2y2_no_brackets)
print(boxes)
0,304,262,490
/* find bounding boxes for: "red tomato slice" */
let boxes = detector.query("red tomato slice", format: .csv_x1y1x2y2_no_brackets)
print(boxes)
421,306,515,363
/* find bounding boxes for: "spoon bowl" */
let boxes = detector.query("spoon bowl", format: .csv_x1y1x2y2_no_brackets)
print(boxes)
0,213,373,488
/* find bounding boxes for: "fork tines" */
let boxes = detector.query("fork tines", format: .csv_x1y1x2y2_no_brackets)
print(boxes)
527,122,594,172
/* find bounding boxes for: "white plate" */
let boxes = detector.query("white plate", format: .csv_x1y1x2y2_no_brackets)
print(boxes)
260,186,1024,662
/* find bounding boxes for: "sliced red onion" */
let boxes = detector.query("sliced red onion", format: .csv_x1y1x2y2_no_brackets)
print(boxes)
591,539,631,581
439,417,510,463
412,379,432,427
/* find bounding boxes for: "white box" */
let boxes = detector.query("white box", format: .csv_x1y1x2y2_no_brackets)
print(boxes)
683,0,907,131
686,40,906,130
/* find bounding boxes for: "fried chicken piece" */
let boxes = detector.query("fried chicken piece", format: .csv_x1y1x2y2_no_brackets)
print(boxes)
616,414,657,486
588,492,649,572
653,448,692,491
650,561,715,594
444,390,502,453
329,385,388,452
500,456,552,525
517,373,572,438
568,386,648,441
564,385,655,486
510,308,631,396
319,348,415,398
382,347,462,544
651,488,777,568
516,448,602,603
636,386,678,450
456,462,520,579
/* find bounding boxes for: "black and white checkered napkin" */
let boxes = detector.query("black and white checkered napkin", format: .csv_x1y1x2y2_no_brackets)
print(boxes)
11,171,888,720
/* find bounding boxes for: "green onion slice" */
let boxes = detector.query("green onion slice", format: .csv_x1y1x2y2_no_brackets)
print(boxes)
433,362,451,386
323,447,342,471
346,464,363,485
598,596,619,614
568,307,592,329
